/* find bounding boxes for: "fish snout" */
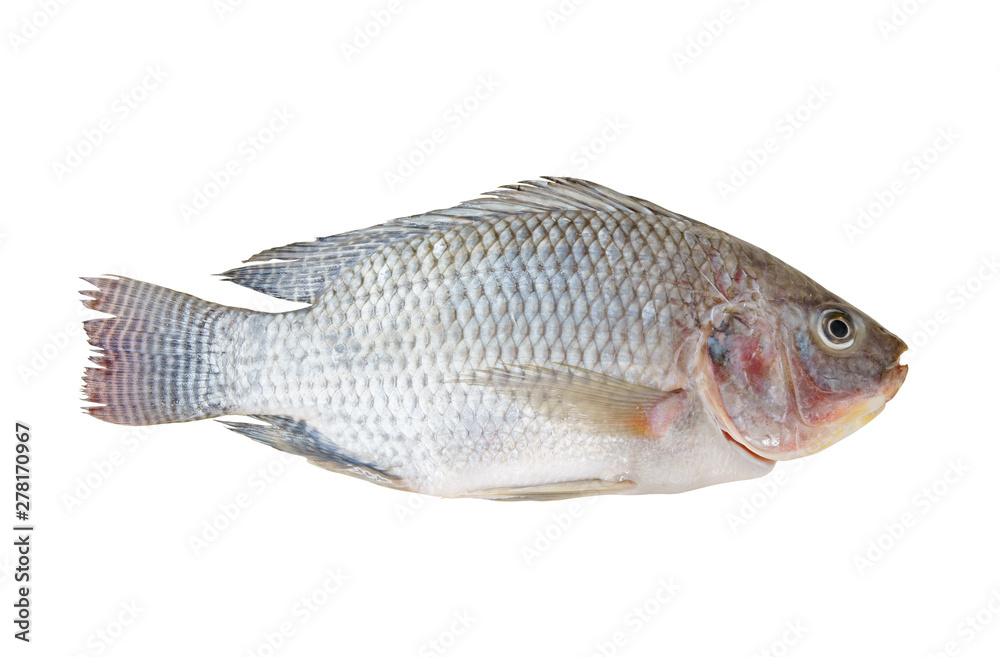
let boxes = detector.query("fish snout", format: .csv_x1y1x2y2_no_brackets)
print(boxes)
880,362,908,402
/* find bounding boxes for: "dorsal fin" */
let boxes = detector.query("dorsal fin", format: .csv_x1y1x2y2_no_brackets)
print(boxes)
220,177,676,304
219,221,451,304
460,177,675,217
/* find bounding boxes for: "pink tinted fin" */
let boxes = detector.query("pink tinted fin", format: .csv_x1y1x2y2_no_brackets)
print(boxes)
459,364,687,438
81,276,238,426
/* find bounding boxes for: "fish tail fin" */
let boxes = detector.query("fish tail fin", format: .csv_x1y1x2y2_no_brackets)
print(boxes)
81,276,240,426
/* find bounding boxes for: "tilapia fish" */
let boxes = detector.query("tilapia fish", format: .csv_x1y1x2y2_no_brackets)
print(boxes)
82,177,907,500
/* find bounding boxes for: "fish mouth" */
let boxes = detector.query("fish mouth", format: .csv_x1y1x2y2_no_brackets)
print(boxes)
880,360,908,402
797,360,908,456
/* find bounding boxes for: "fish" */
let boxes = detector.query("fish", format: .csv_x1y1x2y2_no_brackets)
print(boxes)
81,177,907,500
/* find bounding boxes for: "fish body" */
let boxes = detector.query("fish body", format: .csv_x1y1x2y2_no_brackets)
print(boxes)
83,178,907,499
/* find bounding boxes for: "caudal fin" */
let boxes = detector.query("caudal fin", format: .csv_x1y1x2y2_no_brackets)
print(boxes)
81,276,236,426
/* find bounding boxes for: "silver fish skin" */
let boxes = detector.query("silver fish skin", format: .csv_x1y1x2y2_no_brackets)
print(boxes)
82,177,907,500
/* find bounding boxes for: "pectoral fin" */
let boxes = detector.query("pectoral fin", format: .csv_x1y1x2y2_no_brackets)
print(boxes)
449,478,637,501
459,364,688,438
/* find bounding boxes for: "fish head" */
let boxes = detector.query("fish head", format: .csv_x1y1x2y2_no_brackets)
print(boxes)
704,298,907,461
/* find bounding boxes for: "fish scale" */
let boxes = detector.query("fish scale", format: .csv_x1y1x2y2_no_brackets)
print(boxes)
82,177,907,499
218,212,739,492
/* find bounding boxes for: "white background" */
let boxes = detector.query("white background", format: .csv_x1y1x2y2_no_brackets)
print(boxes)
3,0,999,655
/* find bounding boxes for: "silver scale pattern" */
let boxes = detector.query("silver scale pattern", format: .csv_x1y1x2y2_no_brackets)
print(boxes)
219,208,788,494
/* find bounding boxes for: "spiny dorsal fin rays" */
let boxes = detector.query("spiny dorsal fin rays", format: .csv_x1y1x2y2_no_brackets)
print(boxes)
410,177,680,220
467,177,679,217
219,177,683,304
458,363,688,439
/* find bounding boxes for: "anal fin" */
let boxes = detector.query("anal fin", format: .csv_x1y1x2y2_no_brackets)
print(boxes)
219,415,409,491
449,478,637,501
307,458,409,491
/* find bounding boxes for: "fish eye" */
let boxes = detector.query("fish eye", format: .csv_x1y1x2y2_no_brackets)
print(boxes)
816,308,856,350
